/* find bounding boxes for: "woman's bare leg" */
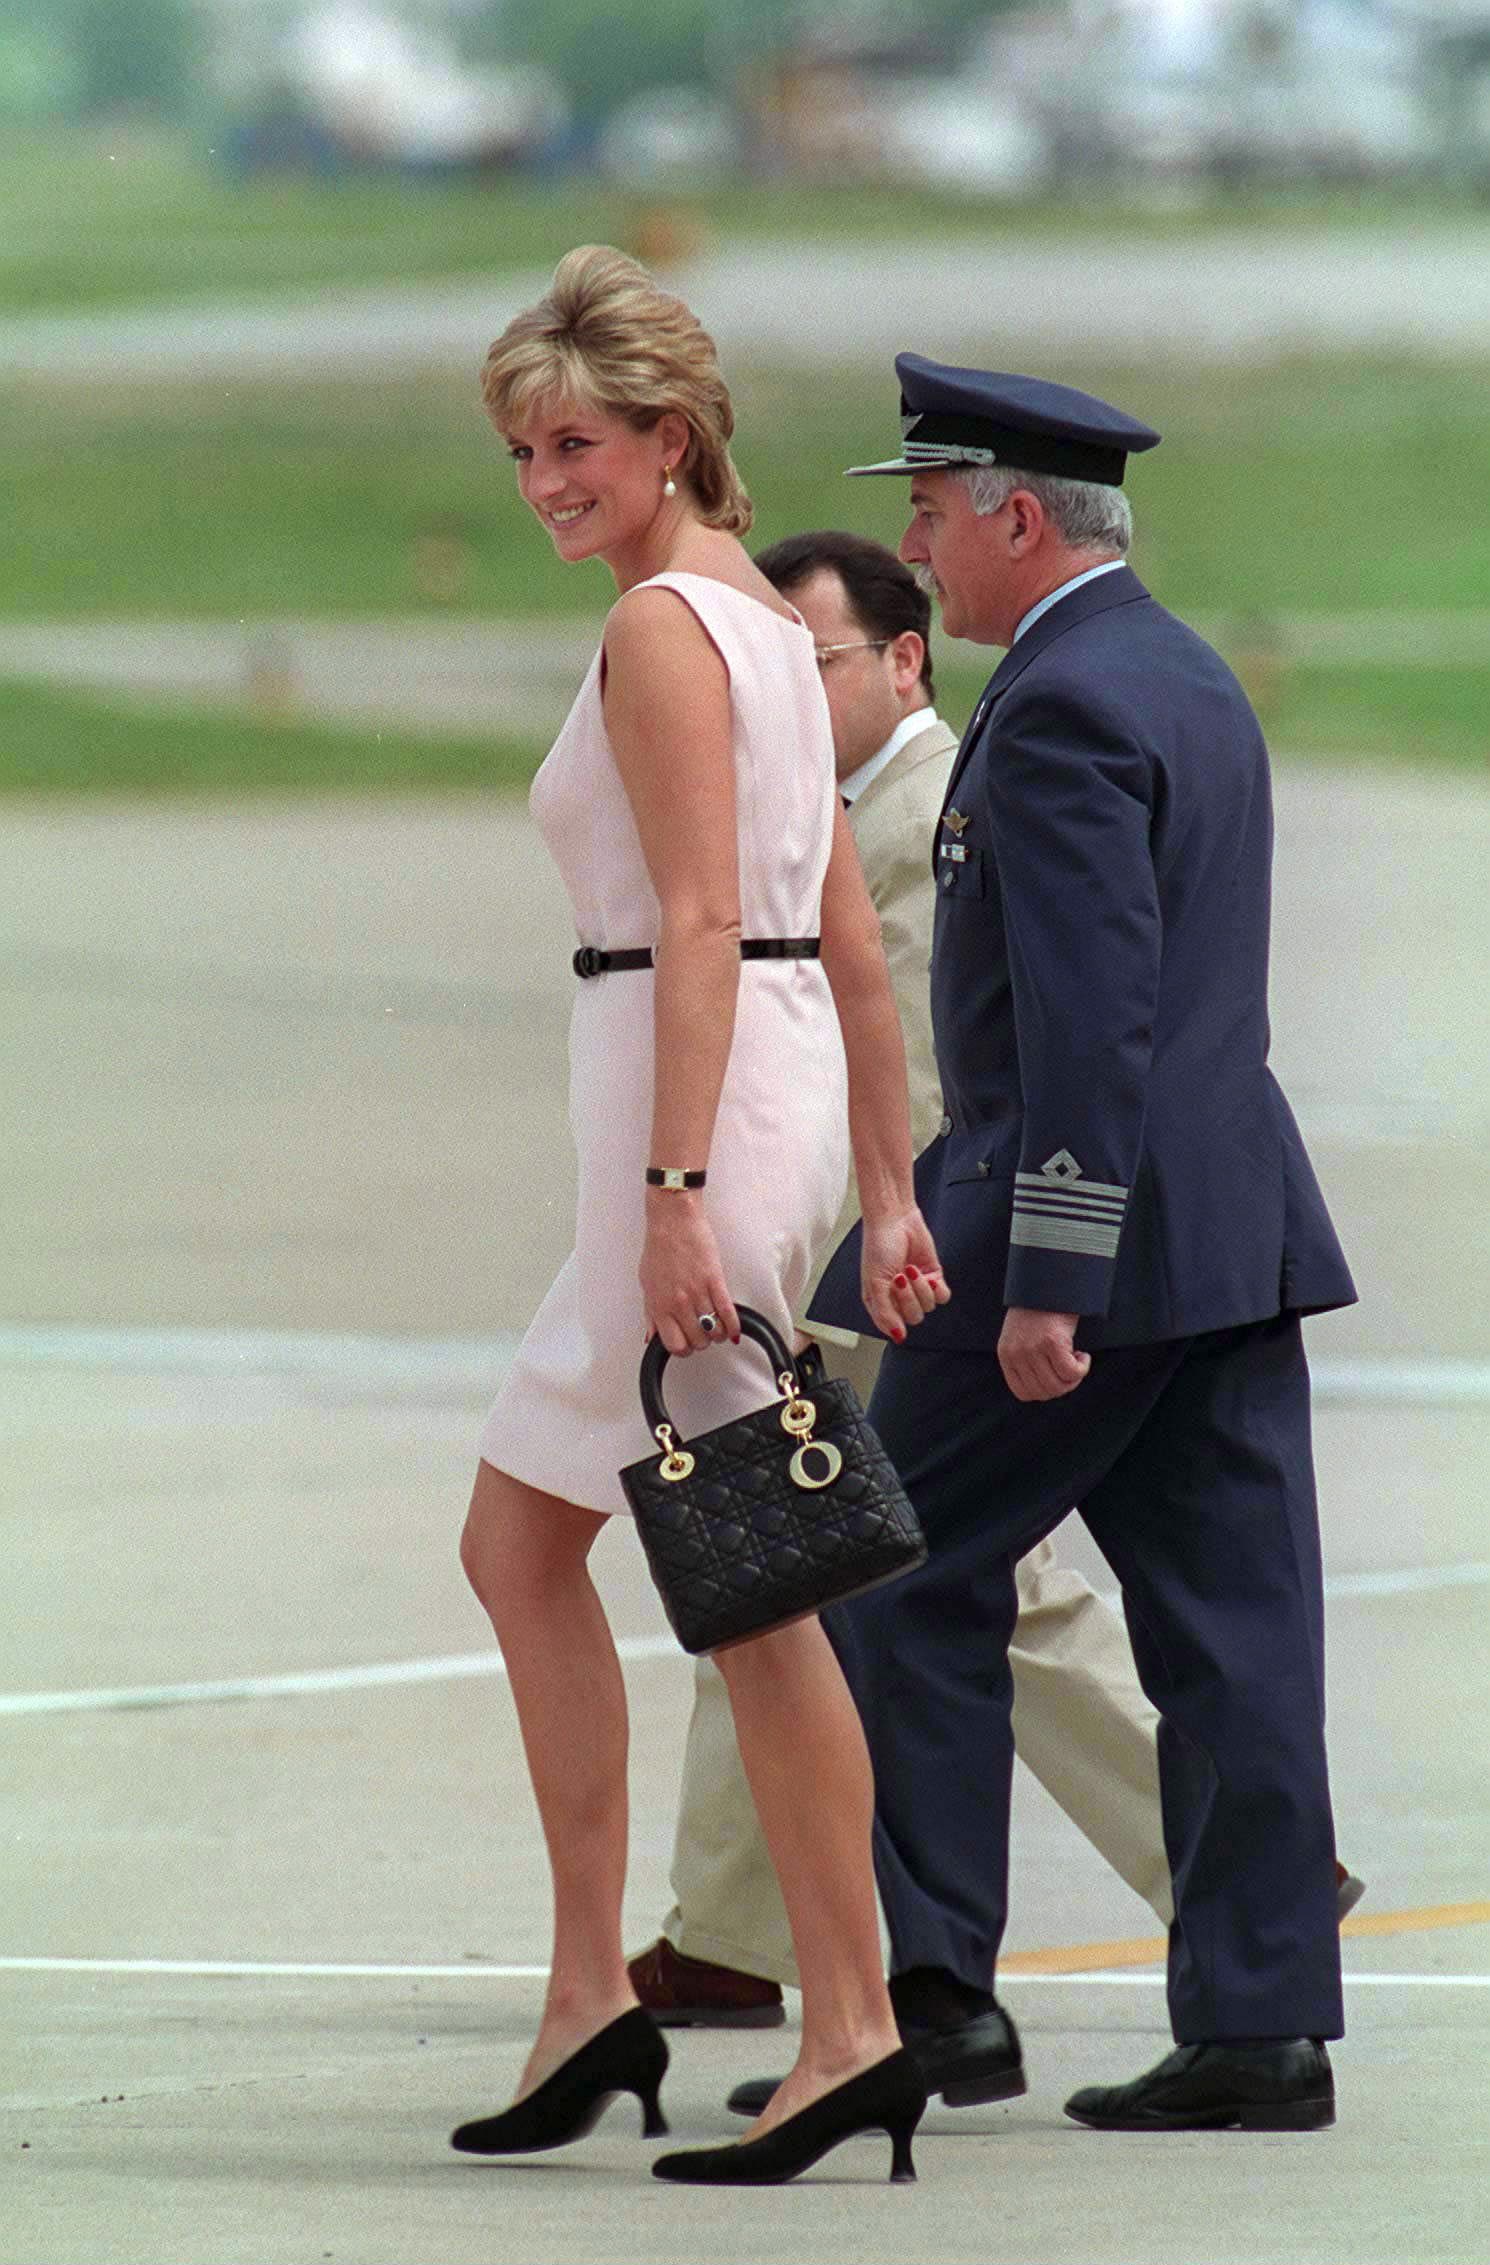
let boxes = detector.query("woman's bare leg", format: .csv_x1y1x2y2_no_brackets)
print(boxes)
460,1458,637,2095
714,1617,901,2134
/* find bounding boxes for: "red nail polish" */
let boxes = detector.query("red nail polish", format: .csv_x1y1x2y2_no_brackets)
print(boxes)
906,1267,920,1281
894,1274,907,1289
891,1325,906,1343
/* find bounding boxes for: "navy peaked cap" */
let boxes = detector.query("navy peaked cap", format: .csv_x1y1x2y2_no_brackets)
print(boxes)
846,353,1161,486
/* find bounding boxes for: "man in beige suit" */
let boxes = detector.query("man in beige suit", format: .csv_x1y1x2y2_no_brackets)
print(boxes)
628,531,1184,2026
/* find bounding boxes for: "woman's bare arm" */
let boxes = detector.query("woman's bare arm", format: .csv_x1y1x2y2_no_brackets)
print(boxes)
602,587,742,1353
819,801,950,1339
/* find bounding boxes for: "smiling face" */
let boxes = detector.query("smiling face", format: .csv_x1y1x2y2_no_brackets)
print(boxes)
503,393,689,571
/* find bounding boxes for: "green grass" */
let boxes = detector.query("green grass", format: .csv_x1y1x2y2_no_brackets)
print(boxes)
0,125,619,315
933,655,1490,773
2,122,1486,316
1,656,1479,798
0,678,542,795
5,350,1489,786
9,357,1490,623
1259,664,1490,771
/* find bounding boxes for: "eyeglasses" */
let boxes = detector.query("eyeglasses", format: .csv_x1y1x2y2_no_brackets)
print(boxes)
813,639,890,671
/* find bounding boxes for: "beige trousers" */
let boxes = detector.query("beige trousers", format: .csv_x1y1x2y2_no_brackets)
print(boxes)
659,1333,1174,1985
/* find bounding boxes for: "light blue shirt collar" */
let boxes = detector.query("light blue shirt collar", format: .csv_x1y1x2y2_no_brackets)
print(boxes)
1012,559,1126,645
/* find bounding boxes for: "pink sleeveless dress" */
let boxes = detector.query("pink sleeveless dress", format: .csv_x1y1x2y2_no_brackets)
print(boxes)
478,572,850,1518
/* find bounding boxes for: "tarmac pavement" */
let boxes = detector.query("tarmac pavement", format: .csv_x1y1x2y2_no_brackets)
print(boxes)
6,226,1490,380
3,771,1489,2263
1,613,1487,743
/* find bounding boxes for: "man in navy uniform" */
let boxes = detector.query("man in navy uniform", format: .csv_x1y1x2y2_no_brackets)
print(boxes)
795,356,1356,2132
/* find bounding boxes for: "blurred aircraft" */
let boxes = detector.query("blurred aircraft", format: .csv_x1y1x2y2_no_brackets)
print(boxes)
221,3,567,174
973,0,1481,183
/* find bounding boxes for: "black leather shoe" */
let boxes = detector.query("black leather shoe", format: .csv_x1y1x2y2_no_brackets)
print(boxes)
727,1997,1024,2119
1064,2039,1335,2132
896,1999,1026,2108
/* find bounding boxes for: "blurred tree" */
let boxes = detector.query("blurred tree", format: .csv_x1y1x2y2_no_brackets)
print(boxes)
470,0,1034,119
924,0,1028,36
476,0,792,119
20,0,203,119
0,6,80,120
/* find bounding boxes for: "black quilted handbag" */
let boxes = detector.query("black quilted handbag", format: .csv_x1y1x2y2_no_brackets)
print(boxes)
620,1305,926,1656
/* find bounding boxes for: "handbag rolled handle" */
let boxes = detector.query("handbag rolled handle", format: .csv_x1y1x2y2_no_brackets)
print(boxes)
638,1304,801,1446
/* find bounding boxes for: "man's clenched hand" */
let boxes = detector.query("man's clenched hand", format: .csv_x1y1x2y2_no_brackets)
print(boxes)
998,1307,1090,1401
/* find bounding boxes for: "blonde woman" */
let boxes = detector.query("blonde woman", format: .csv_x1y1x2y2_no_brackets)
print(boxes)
449,248,948,2187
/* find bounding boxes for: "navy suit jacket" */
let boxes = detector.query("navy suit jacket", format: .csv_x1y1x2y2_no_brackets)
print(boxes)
810,565,1356,1352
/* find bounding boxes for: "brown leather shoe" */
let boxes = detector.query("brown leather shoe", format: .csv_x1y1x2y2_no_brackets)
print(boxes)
627,1938,786,2029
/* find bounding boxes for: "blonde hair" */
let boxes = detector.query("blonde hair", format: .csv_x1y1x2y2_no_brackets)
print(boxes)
481,245,752,536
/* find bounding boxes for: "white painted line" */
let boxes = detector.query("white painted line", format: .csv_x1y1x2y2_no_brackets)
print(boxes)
1090,1560,1490,1610
1,1957,1485,1989
0,1323,519,1386
1311,1359,1490,1408
5,1325,1490,1409
2,1326,1486,1721
1324,1561,1490,1600
4,1570,1486,1718
0,1634,680,1719
0,1958,548,1979
0,1652,510,1715
1001,1973,1490,1990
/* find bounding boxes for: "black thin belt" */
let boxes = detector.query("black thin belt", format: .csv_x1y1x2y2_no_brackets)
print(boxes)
572,937,821,979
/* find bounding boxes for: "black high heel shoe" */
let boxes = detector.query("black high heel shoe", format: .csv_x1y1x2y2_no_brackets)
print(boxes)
450,2008,669,2156
651,2047,926,2187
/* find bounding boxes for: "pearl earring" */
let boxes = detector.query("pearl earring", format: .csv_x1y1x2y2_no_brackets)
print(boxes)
662,466,677,498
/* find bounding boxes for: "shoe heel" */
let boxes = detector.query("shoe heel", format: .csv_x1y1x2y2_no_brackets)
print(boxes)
888,2122,917,2184
1238,2095,1335,2133
639,2083,669,2139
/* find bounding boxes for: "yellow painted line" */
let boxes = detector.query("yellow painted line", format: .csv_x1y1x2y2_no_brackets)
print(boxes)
1341,1897,1490,1940
1002,1935,1168,1975
1002,1899,1490,1976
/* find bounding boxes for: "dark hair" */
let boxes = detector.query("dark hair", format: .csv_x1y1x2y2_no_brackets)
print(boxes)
753,529,934,699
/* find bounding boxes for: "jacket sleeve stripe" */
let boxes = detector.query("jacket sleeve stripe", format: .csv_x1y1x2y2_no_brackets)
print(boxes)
1008,1213,1123,1258
1013,1188,1126,1218
1014,1171,1128,1203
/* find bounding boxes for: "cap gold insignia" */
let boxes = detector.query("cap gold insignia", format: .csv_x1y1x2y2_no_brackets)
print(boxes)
944,809,971,836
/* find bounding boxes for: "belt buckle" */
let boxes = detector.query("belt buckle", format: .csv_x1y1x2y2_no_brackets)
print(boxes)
573,946,604,979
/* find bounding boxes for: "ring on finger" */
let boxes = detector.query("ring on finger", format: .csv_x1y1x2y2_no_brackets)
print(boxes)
697,1311,719,1337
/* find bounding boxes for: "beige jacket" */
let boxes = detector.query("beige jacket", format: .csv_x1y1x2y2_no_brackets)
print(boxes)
803,710,958,1324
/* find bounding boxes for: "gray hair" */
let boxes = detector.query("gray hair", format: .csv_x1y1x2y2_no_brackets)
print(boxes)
956,462,1133,556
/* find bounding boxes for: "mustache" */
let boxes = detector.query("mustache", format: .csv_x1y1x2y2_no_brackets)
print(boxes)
912,564,940,598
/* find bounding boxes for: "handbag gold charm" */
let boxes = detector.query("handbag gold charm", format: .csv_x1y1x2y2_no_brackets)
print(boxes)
654,1423,696,1483
777,1373,843,1490
779,1380,817,1437
789,1436,844,1491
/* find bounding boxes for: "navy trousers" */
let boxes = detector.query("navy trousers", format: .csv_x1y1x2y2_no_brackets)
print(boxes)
824,1312,1344,2043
